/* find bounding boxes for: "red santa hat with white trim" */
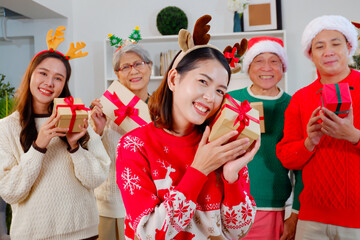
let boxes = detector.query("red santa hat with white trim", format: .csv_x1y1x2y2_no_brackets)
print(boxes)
242,36,288,73
301,15,358,59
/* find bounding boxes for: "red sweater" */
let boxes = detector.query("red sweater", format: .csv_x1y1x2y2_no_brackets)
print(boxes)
116,123,256,239
276,69,360,228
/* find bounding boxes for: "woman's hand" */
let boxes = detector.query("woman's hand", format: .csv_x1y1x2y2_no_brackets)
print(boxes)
191,126,250,176
320,107,360,144
35,112,68,149
304,107,324,151
223,136,261,183
90,98,107,136
66,118,88,151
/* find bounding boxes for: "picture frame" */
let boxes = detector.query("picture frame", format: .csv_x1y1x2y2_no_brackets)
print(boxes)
242,0,282,31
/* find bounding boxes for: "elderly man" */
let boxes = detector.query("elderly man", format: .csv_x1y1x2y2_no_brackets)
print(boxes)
229,36,302,240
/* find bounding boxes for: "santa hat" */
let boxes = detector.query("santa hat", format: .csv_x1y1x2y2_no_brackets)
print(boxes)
242,36,287,73
301,15,358,59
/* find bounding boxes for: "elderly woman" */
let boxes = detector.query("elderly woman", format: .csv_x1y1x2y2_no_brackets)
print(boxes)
90,43,152,240
229,36,303,240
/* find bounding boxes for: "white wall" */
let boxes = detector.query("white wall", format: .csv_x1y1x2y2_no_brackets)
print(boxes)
1,0,360,105
281,0,360,94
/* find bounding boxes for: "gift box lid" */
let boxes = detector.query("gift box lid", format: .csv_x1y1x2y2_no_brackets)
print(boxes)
53,98,88,119
209,95,260,142
99,80,151,131
322,82,352,105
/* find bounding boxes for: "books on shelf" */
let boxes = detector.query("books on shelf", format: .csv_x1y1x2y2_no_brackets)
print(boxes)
160,49,178,76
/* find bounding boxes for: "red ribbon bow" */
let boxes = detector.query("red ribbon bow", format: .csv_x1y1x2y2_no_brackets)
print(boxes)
103,91,147,127
223,95,259,133
224,47,239,68
56,96,91,133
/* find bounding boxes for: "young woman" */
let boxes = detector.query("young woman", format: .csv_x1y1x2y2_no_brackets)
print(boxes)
116,46,259,239
90,44,152,240
0,51,110,240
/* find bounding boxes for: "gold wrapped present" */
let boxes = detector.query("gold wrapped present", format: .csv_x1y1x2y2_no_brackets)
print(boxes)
209,94,260,148
53,97,90,133
250,102,265,133
100,80,151,132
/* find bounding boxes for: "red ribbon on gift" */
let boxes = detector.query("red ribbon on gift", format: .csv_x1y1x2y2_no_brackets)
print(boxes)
103,90,148,127
224,47,239,68
56,96,91,133
212,94,260,139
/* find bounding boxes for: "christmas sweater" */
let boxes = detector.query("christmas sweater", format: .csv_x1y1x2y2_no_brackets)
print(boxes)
0,112,111,240
276,69,360,228
94,119,127,218
229,87,303,212
116,122,256,240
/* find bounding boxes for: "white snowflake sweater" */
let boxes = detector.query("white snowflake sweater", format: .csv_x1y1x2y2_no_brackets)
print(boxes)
0,112,111,240
94,119,127,218
116,122,256,240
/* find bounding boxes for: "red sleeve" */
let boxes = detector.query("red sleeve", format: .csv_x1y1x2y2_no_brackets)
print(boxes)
276,93,316,170
222,166,251,206
175,167,208,202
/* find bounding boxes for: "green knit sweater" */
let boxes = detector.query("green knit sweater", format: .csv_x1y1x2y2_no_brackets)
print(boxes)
229,87,303,211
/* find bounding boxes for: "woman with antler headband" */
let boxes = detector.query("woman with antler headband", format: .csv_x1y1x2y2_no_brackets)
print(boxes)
228,36,302,240
116,15,258,240
0,26,110,240
89,28,152,240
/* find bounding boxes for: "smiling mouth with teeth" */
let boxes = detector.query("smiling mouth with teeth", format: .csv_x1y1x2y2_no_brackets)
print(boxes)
260,76,273,79
39,88,53,94
194,102,209,114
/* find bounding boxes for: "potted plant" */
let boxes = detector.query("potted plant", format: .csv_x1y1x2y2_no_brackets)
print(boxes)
0,74,15,119
0,73,15,235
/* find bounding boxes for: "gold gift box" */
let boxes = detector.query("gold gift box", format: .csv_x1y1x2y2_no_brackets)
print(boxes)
100,80,151,133
53,98,88,132
250,102,265,133
209,96,260,148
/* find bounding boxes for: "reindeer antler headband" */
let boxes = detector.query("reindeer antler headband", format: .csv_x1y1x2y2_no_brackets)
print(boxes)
34,26,88,60
223,38,248,74
172,15,221,69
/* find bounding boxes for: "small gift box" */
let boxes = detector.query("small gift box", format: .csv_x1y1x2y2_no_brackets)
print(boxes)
53,97,90,133
250,102,265,133
321,83,352,118
100,80,151,132
209,94,261,148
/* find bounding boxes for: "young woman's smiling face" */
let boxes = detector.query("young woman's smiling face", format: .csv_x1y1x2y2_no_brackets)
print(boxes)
169,59,228,132
30,57,67,113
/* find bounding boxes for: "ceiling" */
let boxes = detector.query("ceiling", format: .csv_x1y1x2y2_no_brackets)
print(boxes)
0,0,66,19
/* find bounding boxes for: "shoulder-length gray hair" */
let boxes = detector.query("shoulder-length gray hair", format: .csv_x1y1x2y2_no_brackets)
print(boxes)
112,44,152,71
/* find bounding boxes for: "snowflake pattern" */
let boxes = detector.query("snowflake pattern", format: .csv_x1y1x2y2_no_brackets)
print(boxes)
242,168,249,183
241,204,253,221
122,136,144,152
151,194,157,200
153,170,159,177
224,209,238,225
164,146,169,153
205,195,211,202
173,201,190,220
121,168,141,195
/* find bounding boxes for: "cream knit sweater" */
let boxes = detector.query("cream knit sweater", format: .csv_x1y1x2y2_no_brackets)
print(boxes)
0,112,111,240
94,120,126,218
